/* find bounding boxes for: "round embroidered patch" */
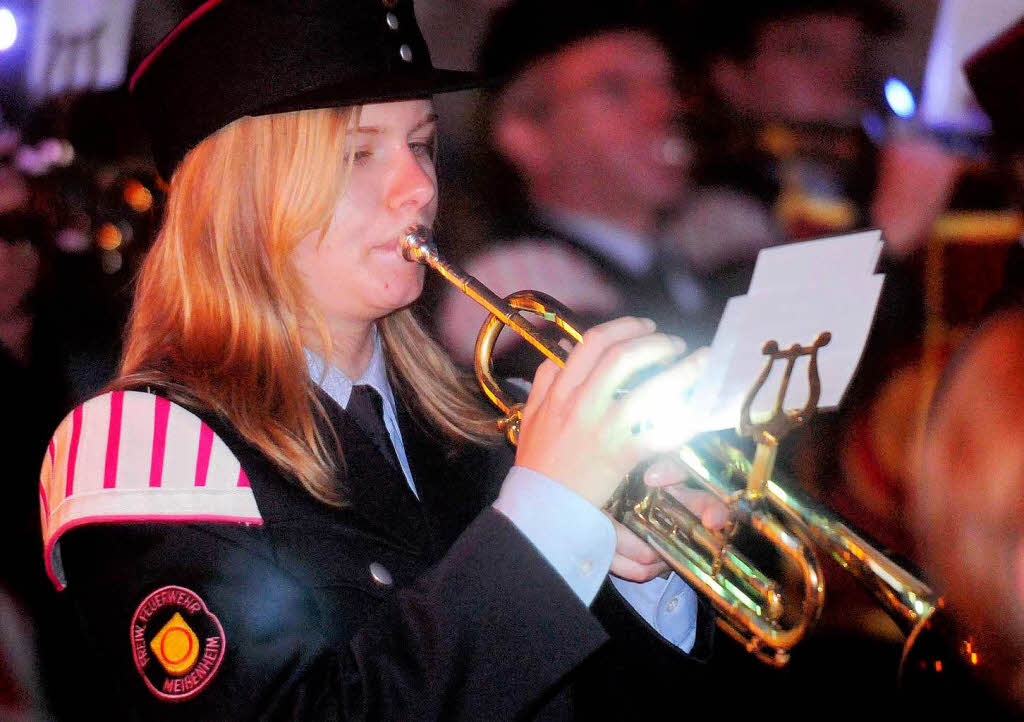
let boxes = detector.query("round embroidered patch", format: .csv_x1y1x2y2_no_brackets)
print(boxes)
130,585,226,701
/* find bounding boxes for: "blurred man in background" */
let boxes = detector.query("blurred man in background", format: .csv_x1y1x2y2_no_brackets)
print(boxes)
433,0,716,376
432,4,726,716
666,0,901,269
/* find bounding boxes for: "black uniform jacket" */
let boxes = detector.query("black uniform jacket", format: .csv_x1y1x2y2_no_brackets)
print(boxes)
45,382,714,720
46,385,622,721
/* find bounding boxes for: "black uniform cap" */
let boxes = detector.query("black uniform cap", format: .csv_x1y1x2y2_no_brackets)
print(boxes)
130,0,480,180
964,17,1024,151
479,0,681,89
680,0,901,66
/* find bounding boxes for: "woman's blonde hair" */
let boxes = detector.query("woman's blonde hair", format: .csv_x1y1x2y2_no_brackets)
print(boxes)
115,106,500,506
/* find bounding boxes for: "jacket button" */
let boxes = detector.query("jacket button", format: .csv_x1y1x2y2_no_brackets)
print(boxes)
369,562,393,586
399,44,413,62
386,12,399,30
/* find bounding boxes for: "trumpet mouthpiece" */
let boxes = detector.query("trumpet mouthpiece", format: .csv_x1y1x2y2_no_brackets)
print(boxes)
400,225,437,264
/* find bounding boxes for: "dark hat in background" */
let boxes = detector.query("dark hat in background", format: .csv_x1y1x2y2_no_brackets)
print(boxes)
720,0,901,32
681,0,901,65
479,0,681,89
131,0,480,179
964,16,1024,151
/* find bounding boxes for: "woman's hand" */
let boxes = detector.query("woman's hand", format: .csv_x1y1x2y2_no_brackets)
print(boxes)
514,316,704,508
608,456,730,582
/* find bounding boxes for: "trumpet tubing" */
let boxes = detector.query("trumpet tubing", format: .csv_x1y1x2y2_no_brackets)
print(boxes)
401,224,945,670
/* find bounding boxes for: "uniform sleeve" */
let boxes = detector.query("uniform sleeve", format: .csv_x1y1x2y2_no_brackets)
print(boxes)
493,466,616,605
609,573,698,652
494,466,702,653
59,509,609,721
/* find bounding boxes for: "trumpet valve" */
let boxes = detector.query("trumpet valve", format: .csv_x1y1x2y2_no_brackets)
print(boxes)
497,406,523,445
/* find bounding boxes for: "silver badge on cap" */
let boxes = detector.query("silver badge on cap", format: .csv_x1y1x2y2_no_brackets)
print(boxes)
369,562,393,586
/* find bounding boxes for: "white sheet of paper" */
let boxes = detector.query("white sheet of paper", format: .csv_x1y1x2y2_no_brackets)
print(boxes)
686,230,885,433
748,229,882,294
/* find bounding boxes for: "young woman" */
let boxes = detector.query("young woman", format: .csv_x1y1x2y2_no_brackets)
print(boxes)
38,1,714,718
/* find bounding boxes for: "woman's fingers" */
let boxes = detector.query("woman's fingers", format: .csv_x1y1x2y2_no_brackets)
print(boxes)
546,317,657,410
607,516,670,582
610,554,670,583
522,358,560,417
575,333,687,414
643,457,730,531
605,351,706,465
514,318,705,509
643,456,688,487
664,486,731,531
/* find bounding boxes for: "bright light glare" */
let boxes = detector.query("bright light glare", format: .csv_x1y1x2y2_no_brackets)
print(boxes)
0,9,16,52
641,397,698,451
884,77,916,119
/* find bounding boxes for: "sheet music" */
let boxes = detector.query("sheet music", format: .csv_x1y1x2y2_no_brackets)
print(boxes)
685,229,885,433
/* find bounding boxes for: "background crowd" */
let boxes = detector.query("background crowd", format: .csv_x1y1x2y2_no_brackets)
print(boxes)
1,0,1022,718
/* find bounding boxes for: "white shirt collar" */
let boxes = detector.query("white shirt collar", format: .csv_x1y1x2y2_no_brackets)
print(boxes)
304,327,418,496
542,207,656,277
304,328,397,420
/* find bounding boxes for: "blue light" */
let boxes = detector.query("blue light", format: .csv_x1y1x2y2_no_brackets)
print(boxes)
884,77,916,119
0,8,16,51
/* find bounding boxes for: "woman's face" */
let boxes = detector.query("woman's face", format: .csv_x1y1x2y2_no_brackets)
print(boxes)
294,99,438,326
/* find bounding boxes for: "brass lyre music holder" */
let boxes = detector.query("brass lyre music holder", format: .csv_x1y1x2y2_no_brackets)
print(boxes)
688,330,833,665
402,224,950,672
737,331,832,501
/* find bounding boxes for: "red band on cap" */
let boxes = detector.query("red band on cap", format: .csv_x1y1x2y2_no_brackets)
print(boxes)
130,0,225,91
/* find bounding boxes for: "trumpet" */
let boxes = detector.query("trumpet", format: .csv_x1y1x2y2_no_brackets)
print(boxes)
400,225,949,671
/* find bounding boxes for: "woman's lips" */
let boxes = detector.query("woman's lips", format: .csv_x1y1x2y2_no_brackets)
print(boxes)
379,225,432,258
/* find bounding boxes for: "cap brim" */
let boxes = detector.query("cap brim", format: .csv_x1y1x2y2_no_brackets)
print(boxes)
152,68,484,179
260,68,484,116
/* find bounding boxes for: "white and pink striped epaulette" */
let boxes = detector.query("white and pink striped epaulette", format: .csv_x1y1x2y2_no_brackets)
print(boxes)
40,390,263,590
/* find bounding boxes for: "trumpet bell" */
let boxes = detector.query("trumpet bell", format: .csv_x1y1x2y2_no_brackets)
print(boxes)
400,224,958,674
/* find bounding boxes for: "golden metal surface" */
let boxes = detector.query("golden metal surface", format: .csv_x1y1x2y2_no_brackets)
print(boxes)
402,225,947,670
401,227,579,443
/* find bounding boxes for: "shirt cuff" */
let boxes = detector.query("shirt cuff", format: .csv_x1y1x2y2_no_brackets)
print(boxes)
610,572,698,653
493,466,616,606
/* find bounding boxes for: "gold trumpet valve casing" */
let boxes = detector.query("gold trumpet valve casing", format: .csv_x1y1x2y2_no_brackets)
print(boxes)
400,224,947,673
